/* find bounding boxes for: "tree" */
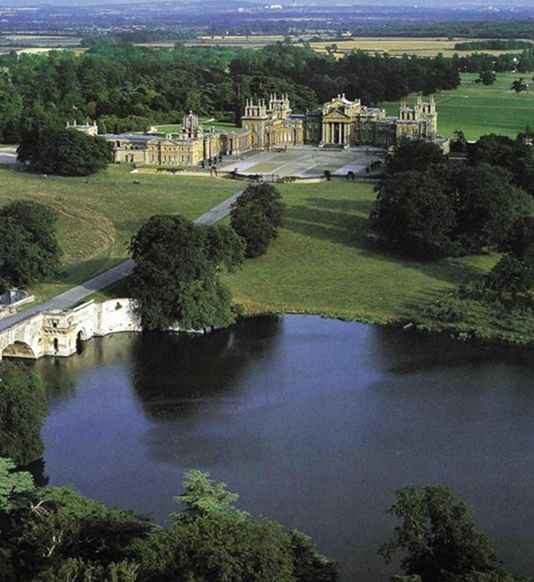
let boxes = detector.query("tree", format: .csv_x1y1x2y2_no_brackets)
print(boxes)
484,254,534,294
452,164,532,252
0,458,35,512
371,171,457,259
129,215,244,331
174,469,242,518
386,140,446,175
0,363,48,466
380,486,499,582
230,183,285,258
502,216,534,259
17,128,112,176
478,70,496,86
0,201,61,292
512,78,528,93
131,470,337,582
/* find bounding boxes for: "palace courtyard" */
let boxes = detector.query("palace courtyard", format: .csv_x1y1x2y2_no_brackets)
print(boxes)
217,145,385,179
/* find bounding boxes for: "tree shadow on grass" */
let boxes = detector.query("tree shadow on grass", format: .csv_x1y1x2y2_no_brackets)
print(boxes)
284,198,490,288
304,196,375,216
284,203,369,245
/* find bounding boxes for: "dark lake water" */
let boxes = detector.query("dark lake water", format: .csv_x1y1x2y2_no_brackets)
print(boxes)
35,315,534,581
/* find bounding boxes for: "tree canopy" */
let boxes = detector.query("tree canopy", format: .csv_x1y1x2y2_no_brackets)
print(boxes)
380,486,499,582
129,215,244,331
0,200,61,292
0,467,337,582
231,183,285,258
17,128,112,176
0,363,48,467
370,138,534,260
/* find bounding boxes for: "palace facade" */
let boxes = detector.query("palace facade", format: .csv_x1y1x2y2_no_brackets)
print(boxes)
242,92,439,149
69,94,445,169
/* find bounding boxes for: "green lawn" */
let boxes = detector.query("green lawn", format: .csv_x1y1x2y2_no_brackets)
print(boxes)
0,166,238,303
155,118,238,134
223,180,498,324
384,72,534,141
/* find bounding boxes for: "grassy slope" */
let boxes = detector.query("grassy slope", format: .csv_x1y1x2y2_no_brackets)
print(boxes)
384,72,534,141
0,165,238,303
223,181,498,324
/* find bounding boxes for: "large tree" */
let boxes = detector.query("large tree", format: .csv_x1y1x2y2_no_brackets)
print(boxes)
385,140,447,175
371,170,457,259
0,201,61,292
17,128,111,177
452,164,533,252
0,363,48,466
130,470,337,582
231,183,285,258
129,215,244,331
380,486,499,582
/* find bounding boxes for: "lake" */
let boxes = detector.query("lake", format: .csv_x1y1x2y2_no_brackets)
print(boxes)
35,315,534,580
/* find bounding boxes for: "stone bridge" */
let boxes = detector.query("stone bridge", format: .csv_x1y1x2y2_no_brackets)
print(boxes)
0,299,141,360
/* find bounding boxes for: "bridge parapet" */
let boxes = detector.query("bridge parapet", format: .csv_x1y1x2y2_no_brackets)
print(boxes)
0,299,141,361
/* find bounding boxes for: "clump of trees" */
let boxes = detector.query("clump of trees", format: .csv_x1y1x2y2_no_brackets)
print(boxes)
0,465,337,582
370,139,533,260
0,362,48,466
129,215,244,331
0,42,461,143
230,183,285,257
0,200,62,292
382,485,527,582
17,128,112,176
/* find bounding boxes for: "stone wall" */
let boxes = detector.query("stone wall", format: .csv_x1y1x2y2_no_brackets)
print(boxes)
0,299,142,361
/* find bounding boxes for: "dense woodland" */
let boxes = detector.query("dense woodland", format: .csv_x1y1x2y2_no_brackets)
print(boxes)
0,42,461,143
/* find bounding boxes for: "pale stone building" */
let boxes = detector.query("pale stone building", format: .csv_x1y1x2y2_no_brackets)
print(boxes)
304,93,439,148
66,119,99,137
241,94,304,149
102,112,251,167
67,93,444,168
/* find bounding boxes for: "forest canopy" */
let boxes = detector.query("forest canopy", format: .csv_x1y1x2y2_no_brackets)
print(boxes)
0,42,461,143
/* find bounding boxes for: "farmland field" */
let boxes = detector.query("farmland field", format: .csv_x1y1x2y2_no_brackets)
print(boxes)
384,72,534,140
178,35,524,59
309,37,521,58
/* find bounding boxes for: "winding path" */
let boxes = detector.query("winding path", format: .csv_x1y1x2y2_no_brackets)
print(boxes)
0,189,243,332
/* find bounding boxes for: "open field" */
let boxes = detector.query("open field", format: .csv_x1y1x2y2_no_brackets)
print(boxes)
384,72,534,140
178,35,523,58
0,166,238,304
223,181,497,324
309,37,521,58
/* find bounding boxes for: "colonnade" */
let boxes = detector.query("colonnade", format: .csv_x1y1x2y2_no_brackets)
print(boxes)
322,122,351,145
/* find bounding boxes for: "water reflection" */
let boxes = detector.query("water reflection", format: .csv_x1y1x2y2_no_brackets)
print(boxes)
129,316,283,420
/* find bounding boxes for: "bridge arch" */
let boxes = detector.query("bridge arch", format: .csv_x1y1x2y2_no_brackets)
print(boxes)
2,341,36,360
75,327,89,355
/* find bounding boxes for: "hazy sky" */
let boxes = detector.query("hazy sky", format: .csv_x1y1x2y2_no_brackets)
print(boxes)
2,0,529,5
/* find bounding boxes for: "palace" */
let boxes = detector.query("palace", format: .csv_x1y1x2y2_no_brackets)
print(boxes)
69,93,445,169
242,92,439,149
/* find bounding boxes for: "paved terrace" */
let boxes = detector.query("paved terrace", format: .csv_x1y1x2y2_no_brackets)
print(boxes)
217,145,385,178
0,190,243,333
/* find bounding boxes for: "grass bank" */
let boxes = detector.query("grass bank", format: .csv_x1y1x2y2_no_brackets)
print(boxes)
223,180,497,325
0,166,238,304
384,72,534,140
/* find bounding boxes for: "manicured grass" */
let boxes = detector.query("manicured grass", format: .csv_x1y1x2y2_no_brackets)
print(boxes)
223,180,498,324
155,119,238,134
0,165,238,303
384,72,534,140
